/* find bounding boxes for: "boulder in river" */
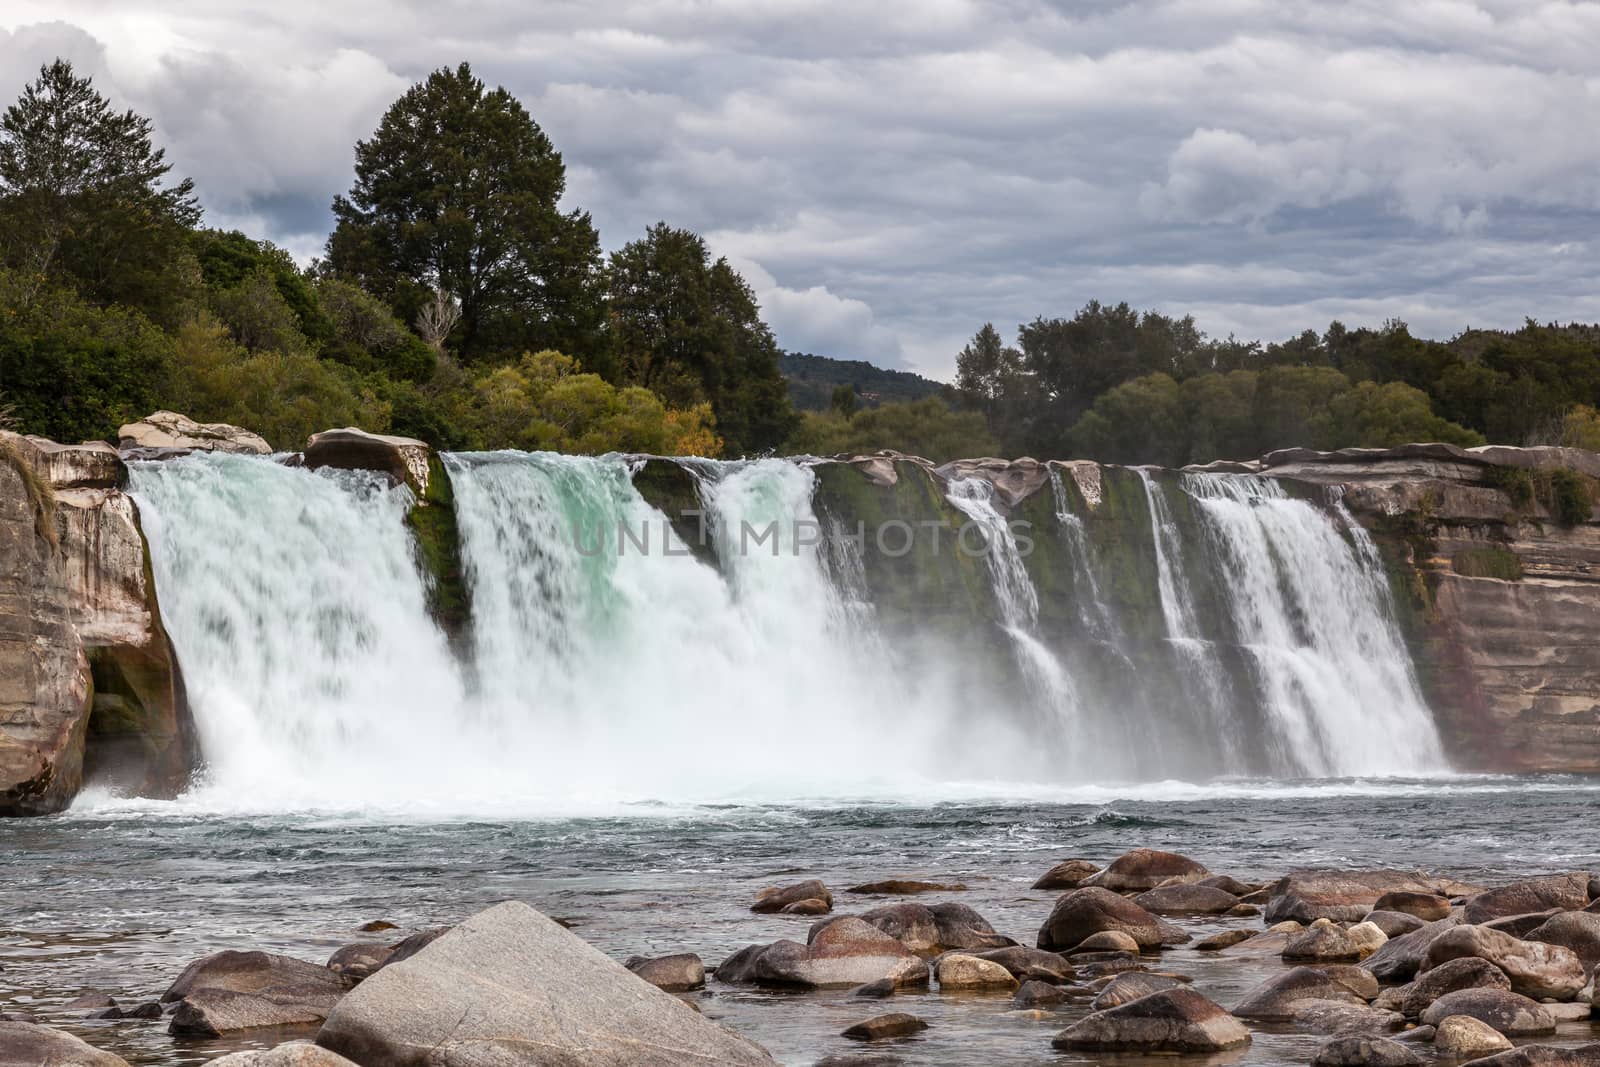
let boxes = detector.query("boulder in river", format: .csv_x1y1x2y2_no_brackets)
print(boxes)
1289,1000,1404,1036
1037,887,1190,951
1197,929,1256,951
1463,873,1590,924
1265,870,1440,924
1052,987,1251,1053
118,410,271,455
0,1022,129,1066
1421,924,1586,1000
1012,980,1070,1008
303,428,431,494
162,950,351,1037
204,1044,361,1066
843,902,1010,955
933,954,1017,991
1455,1046,1600,1067
1525,910,1600,973
1309,1035,1422,1066
1084,848,1209,891
840,1013,928,1040
1483,910,1564,938
1402,955,1511,1017
1417,987,1556,1035
626,953,706,992
1363,910,1426,939
1031,859,1100,890
1433,1014,1514,1058
757,918,928,989
969,946,1073,983
1284,918,1365,962
1361,915,1461,982
751,879,833,914
847,880,966,895
1131,883,1239,915
316,900,775,1065
1196,874,1258,896
1090,971,1184,1010
1232,966,1368,1021
1372,891,1452,921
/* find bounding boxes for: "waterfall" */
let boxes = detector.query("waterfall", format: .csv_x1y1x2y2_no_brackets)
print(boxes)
1048,468,1116,638
1183,473,1445,775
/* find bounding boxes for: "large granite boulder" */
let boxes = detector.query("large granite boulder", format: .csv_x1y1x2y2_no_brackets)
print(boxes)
1265,871,1440,924
932,953,1017,991
1463,874,1591,924
303,428,431,495
1525,910,1600,973
119,411,270,454
1418,988,1556,1035
1402,956,1511,1017
756,918,928,989
0,449,93,815
1084,848,1209,891
626,953,706,992
317,901,775,1065
0,1022,129,1066
163,950,350,1037
1053,987,1251,1053
1421,924,1586,1000
1232,966,1368,1021
1037,887,1190,950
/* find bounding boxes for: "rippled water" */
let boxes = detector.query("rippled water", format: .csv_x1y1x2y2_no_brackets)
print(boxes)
3,778,1599,1065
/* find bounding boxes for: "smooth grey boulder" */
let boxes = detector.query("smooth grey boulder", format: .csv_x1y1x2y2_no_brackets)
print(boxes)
840,1013,927,1041
1421,924,1586,1000
626,953,706,992
1084,848,1209,891
1090,971,1184,1010
1309,1035,1422,1066
1031,859,1100,890
968,946,1073,983
1463,874,1590,924
1052,987,1251,1053
1037,887,1190,950
1402,955,1510,1017
205,1044,360,1066
0,1022,130,1066
831,902,1010,955
1418,987,1555,1035
162,950,351,1037
1433,1014,1513,1058
1131,883,1239,915
316,901,775,1066
1232,967,1369,1021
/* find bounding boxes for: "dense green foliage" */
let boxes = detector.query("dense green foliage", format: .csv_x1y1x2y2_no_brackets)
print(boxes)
780,351,945,411
0,61,783,456
955,305,1600,465
787,396,999,463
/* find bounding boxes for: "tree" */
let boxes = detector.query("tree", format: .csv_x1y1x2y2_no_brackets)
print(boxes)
325,63,602,363
786,396,999,463
830,383,858,418
0,59,200,322
1067,373,1187,467
607,223,796,454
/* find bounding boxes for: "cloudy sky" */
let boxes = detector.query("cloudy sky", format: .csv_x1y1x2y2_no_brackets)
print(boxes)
4,2,1600,379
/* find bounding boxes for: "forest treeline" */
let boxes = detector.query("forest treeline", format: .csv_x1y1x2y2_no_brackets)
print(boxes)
5,58,1600,465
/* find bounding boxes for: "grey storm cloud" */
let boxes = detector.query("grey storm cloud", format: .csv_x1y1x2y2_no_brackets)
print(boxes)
5,1,1600,378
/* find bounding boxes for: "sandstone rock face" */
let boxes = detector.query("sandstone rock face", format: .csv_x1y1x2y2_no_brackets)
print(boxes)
317,901,775,1066
303,428,431,495
1418,987,1555,1035
1464,874,1591,923
163,950,351,1037
1085,848,1209,891
1037,887,1190,951
1053,987,1251,1053
6,435,121,489
0,450,93,815
1421,924,1586,1000
0,1022,130,1066
119,411,271,454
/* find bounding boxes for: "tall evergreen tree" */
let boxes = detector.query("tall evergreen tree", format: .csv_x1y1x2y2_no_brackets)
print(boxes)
0,59,200,322
608,223,796,455
326,63,603,364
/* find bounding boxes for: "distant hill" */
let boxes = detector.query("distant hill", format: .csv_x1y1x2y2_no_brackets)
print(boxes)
780,352,949,411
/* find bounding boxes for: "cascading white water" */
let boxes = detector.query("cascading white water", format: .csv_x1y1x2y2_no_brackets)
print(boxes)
1183,473,1446,776
130,451,1019,811
1048,468,1117,639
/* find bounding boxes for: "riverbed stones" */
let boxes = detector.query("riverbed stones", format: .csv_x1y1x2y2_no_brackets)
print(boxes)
932,954,1017,991
1484,910,1564,938
1037,887,1190,951
1232,966,1369,1021
1364,911,1426,938
162,950,351,1037
1526,910,1600,973
326,943,392,982
1197,874,1257,895
1052,987,1251,1053
1197,929,1255,951
1285,919,1366,962
1032,859,1100,890
840,1013,927,1040
118,411,271,455
0,1023,130,1066
1290,1000,1404,1035
1266,871,1440,924
1090,971,1184,1009
1372,891,1452,921
1463,873,1591,924
752,879,832,914
316,901,775,1066
1402,955,1511,1016
1418,988,1556,1035
1309,1035,1422,1066
1422,924,1586,1000
969,946,1074,983
626,953,706,992
842,902,1010,955
205,1044,361,1066
1435,1014,1516,1057
1013,980,1070,1008
1072,930,1141,953
1362,915,1462,981
847,880,966,895
1132,883,1239,915
1085,848,1209,891
757,918,928,989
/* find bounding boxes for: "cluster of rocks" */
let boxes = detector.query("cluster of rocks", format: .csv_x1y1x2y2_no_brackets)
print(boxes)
5,849,1599,1065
